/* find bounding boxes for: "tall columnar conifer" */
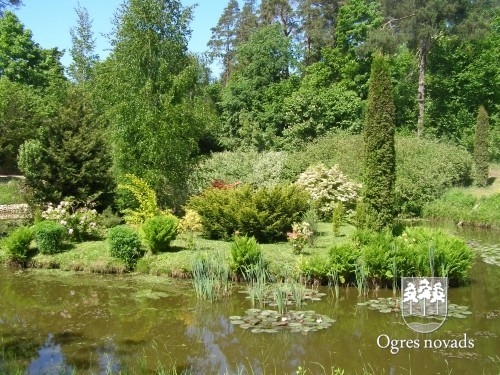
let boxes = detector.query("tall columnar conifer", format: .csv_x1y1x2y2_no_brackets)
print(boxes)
474,105,490,187
363,53,396,230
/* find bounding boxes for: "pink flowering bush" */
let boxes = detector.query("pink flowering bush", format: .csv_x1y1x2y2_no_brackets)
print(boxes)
295,163,361,220
287,222,313,255
41,200,101,241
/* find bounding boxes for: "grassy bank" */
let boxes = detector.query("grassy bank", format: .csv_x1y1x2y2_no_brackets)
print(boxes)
423,164,500,227
0,223,352,279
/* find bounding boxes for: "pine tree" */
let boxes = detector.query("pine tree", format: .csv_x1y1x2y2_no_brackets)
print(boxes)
474,105,490,187
235,0,259,46
207,0,240,82
363,53,396,230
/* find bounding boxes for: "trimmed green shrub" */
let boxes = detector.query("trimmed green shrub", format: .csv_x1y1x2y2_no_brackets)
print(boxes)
33,221,66,255
187,184,309,242
3,226,33,263
108,225,144,269
363,53,396,230
230,235,262,276
142,214,178,254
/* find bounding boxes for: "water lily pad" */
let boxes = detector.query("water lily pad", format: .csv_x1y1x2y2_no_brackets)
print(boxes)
230,320,245,325
379,308,393,313
229,316,242,320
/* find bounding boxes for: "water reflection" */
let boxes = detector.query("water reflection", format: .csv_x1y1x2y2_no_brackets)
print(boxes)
27,333,73,375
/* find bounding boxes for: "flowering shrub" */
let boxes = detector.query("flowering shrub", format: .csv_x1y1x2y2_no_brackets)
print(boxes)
41,200,101,241
287,222,313,255
295,164,361,220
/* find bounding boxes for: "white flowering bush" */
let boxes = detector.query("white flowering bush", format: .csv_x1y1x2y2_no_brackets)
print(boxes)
295,164,361,220
41,200,101,241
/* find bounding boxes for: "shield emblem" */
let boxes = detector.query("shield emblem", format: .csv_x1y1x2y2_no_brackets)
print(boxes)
401,277,448,333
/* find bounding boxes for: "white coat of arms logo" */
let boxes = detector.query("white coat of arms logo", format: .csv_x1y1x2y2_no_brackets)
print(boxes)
401,277,448,333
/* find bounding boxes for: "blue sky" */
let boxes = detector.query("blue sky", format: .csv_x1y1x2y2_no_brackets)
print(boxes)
13,0,230,74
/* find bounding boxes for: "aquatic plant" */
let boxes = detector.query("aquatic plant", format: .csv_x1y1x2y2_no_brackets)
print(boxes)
229,308,335,334
191,251,231,301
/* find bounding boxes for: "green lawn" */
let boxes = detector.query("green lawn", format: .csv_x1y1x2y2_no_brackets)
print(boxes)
1,222,353,279
0,178,24,205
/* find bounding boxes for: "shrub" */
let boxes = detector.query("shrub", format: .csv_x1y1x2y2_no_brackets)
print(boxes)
423,190,500,227
41,200,101,241
108,225,144,269
284,132,472,217
230,235,263,276
142,215,178,254
286,222,313,254
178,209,203,233
118,174,159,225
297,254,331,284
329,243,360,281
33,221,66,254
187,184,309,242
363,53,396,230
332,202,346,236
295,163,361,220
3,226,33,263
350,227,474,286
189,150,288,193
395,137,472,216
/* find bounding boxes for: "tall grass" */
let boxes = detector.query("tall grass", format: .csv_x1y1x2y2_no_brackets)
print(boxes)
191,251,231,301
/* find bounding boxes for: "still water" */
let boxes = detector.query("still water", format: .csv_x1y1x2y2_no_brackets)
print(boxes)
1,226,499,374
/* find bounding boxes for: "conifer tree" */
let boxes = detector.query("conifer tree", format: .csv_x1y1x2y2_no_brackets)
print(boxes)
474,105,490,187
363,53,396,230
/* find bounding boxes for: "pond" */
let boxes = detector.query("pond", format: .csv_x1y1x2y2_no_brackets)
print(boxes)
1,225,500,374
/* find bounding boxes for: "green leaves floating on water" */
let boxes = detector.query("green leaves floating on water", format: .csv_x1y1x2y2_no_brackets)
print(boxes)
229,309,335,334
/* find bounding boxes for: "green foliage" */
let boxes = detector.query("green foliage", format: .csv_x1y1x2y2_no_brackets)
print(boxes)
108,225,144,269
33,220,66,255
297,254,331,283
282,84,363,148
99,0,205,210
328,242,360,283
3,226,32,263
0,11,66,89
0,78,46,174
395,137,473,216
220,24,297,149
142,215,178,254
192,251,232,301
17,86,114,208
423,190,500,227
0,178,23,204
295,163,361,220
363,54,396,230
332,202,345,237
230,235,262,276
118,174,159,225
190,150,288,193
100,206,124,229
474,105,490,186
187,184,309,242
351,227,474,286
41,200,102,241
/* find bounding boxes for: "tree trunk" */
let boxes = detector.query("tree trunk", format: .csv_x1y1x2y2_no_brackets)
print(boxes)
417,40,428,137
